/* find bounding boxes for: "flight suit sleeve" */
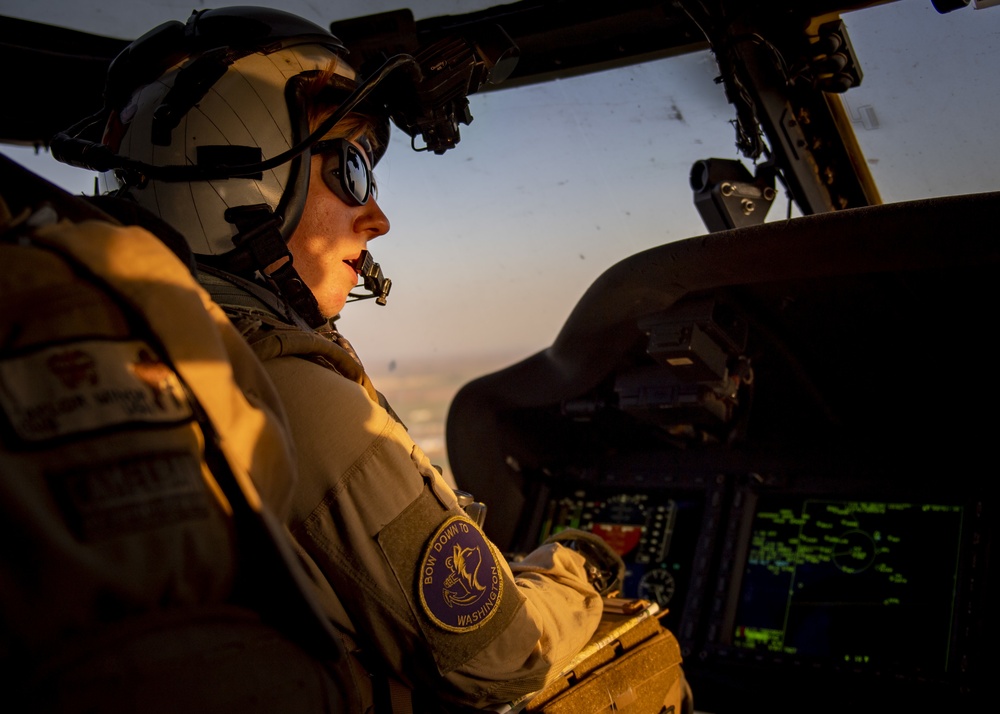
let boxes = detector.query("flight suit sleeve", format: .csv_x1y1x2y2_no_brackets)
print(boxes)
260,355,603,707
447,541,605,703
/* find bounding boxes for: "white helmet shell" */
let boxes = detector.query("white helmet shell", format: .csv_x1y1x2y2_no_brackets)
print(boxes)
105,44,356,257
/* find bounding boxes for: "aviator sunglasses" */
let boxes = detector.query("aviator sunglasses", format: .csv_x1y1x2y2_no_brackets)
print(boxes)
311,138,374,206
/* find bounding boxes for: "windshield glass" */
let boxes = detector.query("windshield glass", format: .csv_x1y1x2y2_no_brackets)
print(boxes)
3,0,997,474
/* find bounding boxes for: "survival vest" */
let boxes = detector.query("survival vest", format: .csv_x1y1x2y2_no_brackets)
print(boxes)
0,154,350,713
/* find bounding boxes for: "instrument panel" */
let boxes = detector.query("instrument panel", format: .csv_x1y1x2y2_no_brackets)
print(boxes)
536,491,706,630
449,193,998,712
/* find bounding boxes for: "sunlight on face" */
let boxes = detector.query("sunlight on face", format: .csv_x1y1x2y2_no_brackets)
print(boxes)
287,142,390,317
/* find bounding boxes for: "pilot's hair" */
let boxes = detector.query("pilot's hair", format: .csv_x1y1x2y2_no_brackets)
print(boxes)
302,59,387,161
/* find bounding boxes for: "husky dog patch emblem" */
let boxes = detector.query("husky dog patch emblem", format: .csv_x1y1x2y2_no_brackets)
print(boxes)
419,516,504,632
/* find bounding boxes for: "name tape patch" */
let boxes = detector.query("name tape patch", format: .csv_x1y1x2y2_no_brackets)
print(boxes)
419,516,504,632
0,339,192,441
51,452,211,541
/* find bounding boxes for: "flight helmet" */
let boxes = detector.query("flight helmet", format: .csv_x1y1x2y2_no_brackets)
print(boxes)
55,6,393,325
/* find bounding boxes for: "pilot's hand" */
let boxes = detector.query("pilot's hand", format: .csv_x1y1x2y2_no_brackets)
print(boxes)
544,528,625,596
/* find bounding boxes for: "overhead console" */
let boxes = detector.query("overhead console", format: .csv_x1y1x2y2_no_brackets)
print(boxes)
447,192,998,712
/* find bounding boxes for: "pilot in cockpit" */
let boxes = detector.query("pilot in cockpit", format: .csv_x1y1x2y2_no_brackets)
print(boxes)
31,5,689,712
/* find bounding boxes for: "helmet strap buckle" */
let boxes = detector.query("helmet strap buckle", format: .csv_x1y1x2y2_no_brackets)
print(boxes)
224,204,328,328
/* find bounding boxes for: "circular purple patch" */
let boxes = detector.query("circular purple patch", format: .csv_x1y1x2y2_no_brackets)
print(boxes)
419,516,504,632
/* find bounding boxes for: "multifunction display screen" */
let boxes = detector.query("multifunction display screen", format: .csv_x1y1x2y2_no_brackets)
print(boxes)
538,489,703,626
731,497,964,674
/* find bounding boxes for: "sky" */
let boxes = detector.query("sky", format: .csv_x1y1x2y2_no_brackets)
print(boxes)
2,0,998,375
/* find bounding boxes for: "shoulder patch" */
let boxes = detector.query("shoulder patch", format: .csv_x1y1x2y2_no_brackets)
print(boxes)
0,339,192,442
419,516,504,632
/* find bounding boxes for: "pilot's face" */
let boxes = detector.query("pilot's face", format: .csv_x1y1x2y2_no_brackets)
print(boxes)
287,139,390,318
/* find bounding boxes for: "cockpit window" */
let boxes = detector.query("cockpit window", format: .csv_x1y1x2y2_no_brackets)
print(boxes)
2,0,997,477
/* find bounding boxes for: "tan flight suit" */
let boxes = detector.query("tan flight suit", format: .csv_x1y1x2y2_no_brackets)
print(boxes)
203,270,605,712
0,186,350,713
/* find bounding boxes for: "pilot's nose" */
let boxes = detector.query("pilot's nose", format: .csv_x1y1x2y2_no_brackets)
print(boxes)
357,197,390,240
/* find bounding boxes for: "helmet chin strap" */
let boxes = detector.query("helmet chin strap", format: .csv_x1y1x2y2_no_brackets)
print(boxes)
265,259,328,327
223,204,329,328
